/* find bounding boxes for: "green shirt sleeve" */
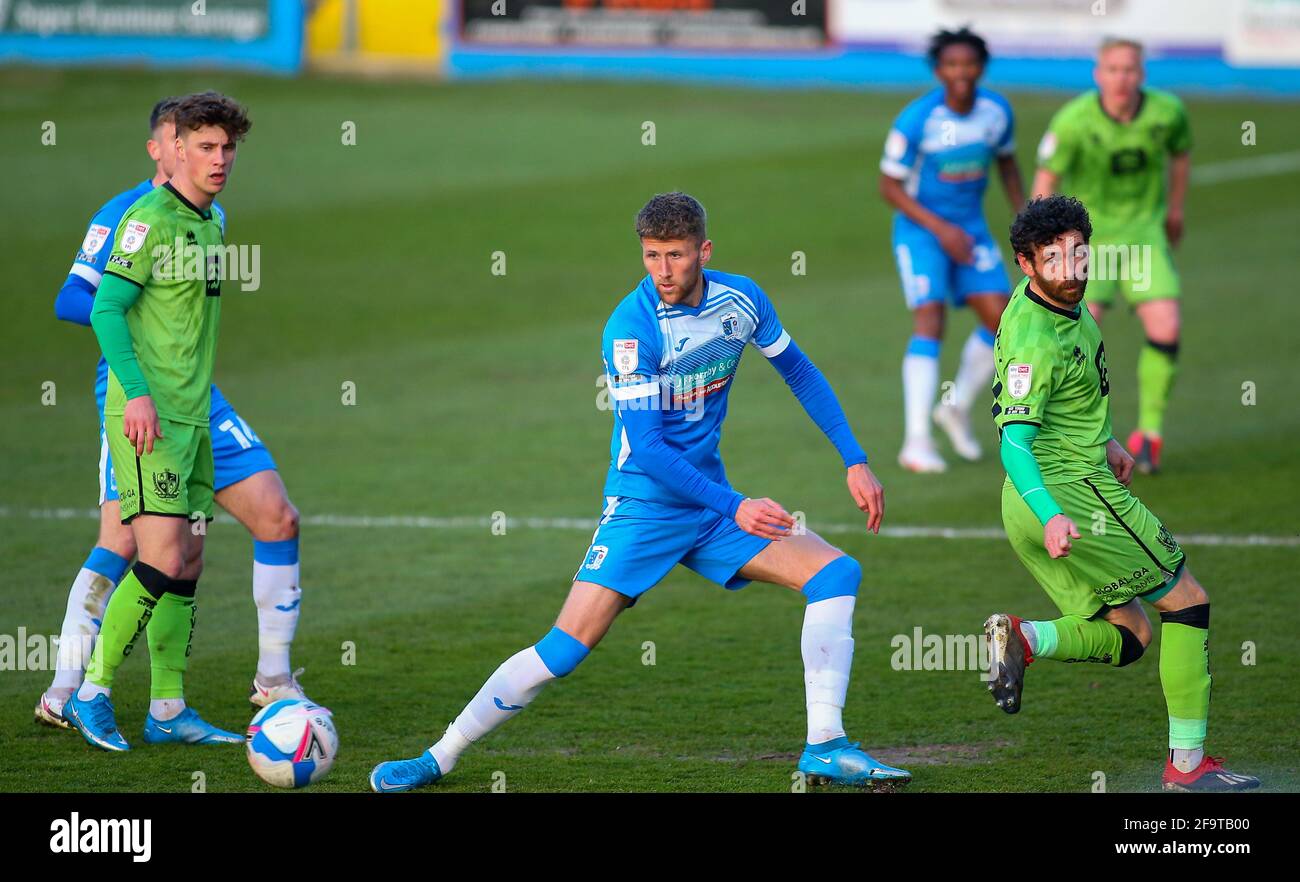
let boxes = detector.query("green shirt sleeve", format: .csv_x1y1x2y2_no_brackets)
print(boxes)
1037,105,1078,177
90,272,148,400
1001,422,1064,526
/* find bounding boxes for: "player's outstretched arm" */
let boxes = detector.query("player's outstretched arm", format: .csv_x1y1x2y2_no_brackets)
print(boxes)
765,338,884,533
1000,423,1075,558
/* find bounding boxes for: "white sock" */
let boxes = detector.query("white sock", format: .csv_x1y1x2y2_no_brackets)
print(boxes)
1171,747,1205,774
149,698,186,721
76,681,110,701
428,724,473,774
430,646,555,773
802,595,856,745
1019,620,1038,654
51,561,124,692
902,339,941,443
952,328,996,415
253,556,300,678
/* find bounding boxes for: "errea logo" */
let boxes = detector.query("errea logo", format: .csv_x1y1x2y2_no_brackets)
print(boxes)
49,812,151,862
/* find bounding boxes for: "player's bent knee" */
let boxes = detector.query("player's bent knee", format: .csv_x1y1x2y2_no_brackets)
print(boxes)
1113,624,1147,667
254,497,299,542
533,626,589,678
801,555,861,604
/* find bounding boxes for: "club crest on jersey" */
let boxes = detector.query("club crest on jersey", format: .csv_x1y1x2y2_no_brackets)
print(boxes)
613,340,638,375
81,224,111,257
584,545,609,571
1008,363,1032,399
720,311,741,340
121,220,150,254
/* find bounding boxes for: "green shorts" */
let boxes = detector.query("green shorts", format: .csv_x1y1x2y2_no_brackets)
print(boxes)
105,415,214,524
1085,227,1181,307
1002,471,1185,618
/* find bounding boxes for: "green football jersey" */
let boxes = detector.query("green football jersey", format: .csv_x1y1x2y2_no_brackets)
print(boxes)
1037,88,1191,234
993,277,1112,483
102,182,224,426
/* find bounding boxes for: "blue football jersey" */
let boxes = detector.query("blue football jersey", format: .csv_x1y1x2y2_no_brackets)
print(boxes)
601,269,788,506
70,180,226,409
880,87,1015,225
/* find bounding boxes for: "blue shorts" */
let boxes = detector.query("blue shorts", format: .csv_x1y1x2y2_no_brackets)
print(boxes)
98,384,277,505
892,215,1010,309
573,496,771,601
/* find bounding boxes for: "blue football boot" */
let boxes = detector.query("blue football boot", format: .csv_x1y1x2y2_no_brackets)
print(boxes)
797,736,912,788
64,693,130,752
142,707,243,744
370,750,443,793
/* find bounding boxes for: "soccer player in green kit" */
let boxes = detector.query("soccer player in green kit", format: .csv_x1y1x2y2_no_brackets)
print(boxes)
64,93,252,751
984,196,1259,792
1033,38,1190,474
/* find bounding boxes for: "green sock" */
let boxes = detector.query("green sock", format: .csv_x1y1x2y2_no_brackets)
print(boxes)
1160,606,1211,750
1137,343,1178,436
1029,616,1124,665
85,569,157,689
147,590,197,699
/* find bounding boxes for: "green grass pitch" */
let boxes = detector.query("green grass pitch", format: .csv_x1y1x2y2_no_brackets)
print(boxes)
1,68,1297,792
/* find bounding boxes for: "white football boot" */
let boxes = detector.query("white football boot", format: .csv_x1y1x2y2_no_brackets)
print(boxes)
34,689,72,730
898,437,948,473
249,668,310,707
933,403,983,462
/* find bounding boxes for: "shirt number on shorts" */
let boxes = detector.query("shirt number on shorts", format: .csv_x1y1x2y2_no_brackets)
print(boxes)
218,416,261,450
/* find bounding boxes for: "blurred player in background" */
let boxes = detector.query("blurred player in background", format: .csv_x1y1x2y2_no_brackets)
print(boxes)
985,196,1257,791
880,27,1025,473
371,192,909,792
1034,38,1191,474
49,94,306,750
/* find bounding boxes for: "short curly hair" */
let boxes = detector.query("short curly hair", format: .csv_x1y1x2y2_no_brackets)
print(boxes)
172,91,251,143
636,192,706,243
928,26,990,67
1009,195,1093,260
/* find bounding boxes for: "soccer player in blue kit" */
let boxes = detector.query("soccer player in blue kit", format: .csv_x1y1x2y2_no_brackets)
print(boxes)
371,192,910,791
880,27,1025,473
34,95,310,739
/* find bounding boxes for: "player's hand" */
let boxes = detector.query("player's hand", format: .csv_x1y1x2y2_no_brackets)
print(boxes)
123,395,163,456
846,463,885,535
1165,210,1185,249
1105,437,1135,486
936,222,975,265
735,497,795,540
1043,514,1080,559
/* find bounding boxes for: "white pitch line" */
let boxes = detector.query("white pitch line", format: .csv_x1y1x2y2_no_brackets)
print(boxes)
2,506,1296,548
1192,149,1300,186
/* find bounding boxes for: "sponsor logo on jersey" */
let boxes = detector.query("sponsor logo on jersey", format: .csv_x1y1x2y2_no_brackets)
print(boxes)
152,470,180,501
1008,363,1032,399
121,221,150,254
81,224,111,257
612,339,638,375
108,254,133,270
584,545,609,570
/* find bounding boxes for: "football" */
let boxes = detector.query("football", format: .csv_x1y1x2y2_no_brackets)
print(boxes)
245,700,339,789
